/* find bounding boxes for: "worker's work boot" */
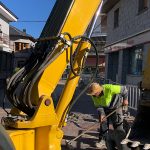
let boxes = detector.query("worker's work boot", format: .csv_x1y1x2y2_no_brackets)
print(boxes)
95,140,106,148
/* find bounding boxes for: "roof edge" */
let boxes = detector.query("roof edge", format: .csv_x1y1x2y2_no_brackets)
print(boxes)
0,1,18,20
102,0,120,13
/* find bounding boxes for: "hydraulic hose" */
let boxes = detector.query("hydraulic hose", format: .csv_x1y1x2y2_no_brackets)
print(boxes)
6,33,73,116
68,36,99,110
6,33,99,118
59,36,99,127
26,33,72,110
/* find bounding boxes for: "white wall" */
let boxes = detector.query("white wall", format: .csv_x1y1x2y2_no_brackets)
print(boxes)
0,14,9,35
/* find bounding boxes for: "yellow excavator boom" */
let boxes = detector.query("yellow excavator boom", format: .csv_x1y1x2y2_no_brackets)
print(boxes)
0,0,102,150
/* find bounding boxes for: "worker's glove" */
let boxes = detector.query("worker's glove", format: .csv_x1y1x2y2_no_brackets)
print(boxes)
122,99,128,106
100,115,106,122
122,99,128,112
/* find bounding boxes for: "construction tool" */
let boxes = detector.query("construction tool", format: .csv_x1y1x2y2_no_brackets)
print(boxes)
66,105,123,148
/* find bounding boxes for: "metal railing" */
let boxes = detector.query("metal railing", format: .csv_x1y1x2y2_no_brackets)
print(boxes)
127,85,141,110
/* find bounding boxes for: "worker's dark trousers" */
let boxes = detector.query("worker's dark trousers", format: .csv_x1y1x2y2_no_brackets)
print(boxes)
97,107,128,150
105,129,130,150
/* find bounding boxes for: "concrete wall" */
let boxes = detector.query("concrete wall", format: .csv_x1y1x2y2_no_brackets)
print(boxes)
126,74,142,85
106,0,150,45
0,14,9,35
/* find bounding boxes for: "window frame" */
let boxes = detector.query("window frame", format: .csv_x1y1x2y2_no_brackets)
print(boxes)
138,0,148,14
128,46,143,76
114,8,119,28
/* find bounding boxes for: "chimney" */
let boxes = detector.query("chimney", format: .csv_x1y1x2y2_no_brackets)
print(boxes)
23,29,26,33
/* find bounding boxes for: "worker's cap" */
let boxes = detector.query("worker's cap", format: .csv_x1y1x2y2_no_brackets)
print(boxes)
86,82,103,96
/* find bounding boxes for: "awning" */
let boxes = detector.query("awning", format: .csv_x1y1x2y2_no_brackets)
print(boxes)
104,28,150,53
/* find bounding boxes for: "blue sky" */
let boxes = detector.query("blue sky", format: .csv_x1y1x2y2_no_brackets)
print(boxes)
1,0,56,38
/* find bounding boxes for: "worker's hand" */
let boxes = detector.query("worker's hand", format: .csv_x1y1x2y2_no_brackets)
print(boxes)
122,99,128,106
99,115,106,122
122,99,128,112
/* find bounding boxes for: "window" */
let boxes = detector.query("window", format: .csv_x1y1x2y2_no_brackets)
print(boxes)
15,42,19,51
114,8,119,28
129,48,143,75
138,0,148,13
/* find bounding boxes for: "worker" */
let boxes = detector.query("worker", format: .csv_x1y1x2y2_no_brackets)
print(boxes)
86,82,128,149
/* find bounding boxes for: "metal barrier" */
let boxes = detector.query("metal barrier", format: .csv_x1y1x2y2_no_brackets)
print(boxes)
126,85,141,110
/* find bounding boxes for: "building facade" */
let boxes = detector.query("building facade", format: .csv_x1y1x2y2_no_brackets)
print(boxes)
85,14,107,78
0,2,17,84
102,0,150,85
9,26,35,69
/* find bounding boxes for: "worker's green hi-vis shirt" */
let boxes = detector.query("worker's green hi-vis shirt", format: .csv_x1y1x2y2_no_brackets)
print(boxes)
91,84,121,107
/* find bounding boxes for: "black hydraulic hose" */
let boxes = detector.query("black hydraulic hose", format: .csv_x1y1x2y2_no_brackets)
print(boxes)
7,58,40,112
6,33,71,116
26,45,67,109
19,60,44,106
70,35,99,77
34,32,72,72
25,33,73,110
6,47,48,114
6,67,25,106
59,36,99,126
6,35,62,115
69,39,83,76
68,37,99,112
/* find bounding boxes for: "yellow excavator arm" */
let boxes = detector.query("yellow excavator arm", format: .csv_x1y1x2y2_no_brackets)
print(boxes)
0,0,102,150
